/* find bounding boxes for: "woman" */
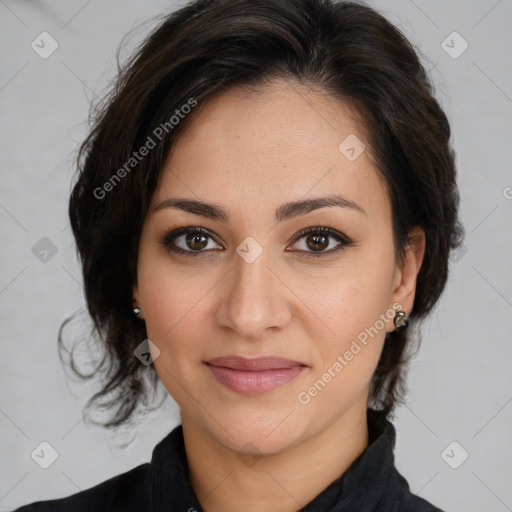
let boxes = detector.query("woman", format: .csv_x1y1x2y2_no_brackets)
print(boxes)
14,0,463,510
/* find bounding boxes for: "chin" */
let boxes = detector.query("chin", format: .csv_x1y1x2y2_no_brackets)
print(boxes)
206,406,309,456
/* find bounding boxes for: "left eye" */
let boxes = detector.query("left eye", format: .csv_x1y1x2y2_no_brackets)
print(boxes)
288,227,353,255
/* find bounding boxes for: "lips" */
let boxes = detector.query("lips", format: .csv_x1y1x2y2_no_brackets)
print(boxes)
205,356,307,395
206,355,305,371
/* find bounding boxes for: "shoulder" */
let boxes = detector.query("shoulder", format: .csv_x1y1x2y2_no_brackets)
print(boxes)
394,471,446,512
12,462,150,512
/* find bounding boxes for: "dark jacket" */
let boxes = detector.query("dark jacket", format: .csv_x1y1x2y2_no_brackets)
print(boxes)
13,408,445,511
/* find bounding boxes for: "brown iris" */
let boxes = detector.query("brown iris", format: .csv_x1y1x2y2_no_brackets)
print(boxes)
306,233,329,251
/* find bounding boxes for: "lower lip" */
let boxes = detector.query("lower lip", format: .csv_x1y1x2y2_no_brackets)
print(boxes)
206,364,306,395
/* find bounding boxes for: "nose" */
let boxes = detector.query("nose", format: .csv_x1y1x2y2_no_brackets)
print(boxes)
215,244,292,339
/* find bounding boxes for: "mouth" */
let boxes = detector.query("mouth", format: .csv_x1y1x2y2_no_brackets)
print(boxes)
205,355,308,395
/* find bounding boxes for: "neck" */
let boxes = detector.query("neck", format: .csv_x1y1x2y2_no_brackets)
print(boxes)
181,401,369,512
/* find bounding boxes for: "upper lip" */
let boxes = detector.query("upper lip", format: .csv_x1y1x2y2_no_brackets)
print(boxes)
206,356,306,371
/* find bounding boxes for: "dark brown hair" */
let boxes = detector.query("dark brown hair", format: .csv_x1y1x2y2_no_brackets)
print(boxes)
60,0,464,428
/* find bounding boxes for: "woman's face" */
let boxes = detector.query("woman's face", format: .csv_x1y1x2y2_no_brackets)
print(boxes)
134,81,423,454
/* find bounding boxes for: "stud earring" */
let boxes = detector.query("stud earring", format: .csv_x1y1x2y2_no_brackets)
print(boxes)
393,310,408,331
133,306,142,315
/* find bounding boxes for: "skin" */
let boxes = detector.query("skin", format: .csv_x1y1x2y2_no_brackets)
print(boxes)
133,80,425,512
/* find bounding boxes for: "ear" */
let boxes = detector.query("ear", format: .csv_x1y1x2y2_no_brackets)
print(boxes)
133,284,141,304
132,284,143,318
388,226,426,330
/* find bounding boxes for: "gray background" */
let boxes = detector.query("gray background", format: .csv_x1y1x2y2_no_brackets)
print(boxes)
1,0,511,510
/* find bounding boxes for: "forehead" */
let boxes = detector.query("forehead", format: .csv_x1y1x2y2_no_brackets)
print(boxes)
152,81,390,226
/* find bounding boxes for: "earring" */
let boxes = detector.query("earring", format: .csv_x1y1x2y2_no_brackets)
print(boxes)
393,310,408,331
133,306,142,315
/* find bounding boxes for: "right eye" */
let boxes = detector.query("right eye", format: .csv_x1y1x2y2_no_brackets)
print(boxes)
160,227,224,257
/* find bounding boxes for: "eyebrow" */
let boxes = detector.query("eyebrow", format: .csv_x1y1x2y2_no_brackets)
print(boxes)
153,194,366,223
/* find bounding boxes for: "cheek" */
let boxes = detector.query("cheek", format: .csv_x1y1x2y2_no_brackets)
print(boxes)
304,252,394,381
315,285,387,367
301,281,389,413
315,261,393,334
136,252,216,377
140,275,207,356
136,232,202,337
139,272,210,404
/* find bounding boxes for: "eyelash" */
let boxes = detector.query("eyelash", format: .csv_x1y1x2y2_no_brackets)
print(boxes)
159,225,355,258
